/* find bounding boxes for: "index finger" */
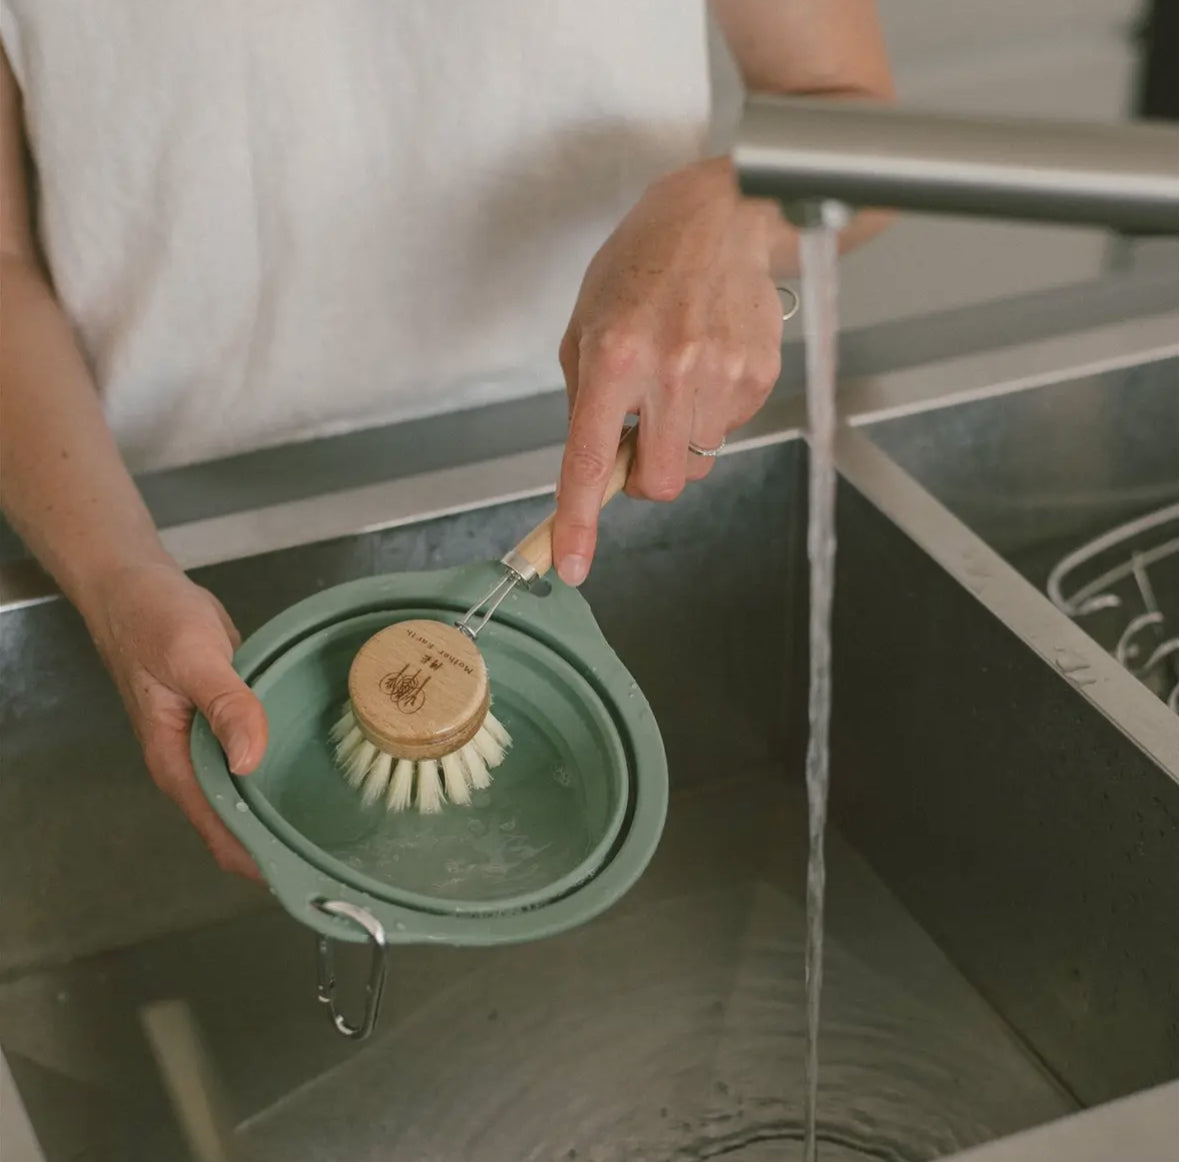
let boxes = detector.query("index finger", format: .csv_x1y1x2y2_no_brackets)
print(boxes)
552,385,631,588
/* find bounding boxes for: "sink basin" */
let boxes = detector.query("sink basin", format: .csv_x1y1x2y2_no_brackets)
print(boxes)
1,284,1177,1160
836,351,1179,1114
866,354,1179,710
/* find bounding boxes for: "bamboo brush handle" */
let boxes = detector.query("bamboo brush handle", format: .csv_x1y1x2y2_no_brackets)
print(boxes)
510,426,638,579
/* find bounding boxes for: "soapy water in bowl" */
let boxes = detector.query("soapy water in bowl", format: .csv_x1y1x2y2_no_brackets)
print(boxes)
273,694,602,902
335,709,595,899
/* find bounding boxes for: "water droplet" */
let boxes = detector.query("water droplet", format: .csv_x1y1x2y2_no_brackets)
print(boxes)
235,801,249,813
499,819,516,832
553,768,573,787
394,921,407,932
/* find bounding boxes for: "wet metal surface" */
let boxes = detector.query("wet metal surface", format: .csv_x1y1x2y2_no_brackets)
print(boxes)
0,780,1073,1162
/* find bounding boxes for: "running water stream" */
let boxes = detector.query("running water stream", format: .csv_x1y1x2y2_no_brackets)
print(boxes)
798,204,847,1162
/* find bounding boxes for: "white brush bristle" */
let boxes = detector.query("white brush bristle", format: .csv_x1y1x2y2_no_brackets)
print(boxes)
387,759,415,813
361,750,393,806
484,710,511,750
416,759,444,814
329,705,356,744
441,752,471,805
471,724,506,768
461,743,492,791
333,699,512,812
334,723,363,765
344,739,377,788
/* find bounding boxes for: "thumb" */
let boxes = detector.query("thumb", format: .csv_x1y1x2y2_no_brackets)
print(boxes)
180,648,269,776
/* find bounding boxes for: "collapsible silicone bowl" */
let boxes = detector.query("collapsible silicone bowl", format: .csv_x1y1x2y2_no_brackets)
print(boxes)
191,563,667,1034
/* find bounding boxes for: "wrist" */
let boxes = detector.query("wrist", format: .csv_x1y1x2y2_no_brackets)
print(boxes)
649,154,739,204
65,544,177,631
651,155,802,278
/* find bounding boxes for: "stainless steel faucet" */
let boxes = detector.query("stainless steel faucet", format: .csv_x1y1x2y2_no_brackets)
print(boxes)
732,96,1179,233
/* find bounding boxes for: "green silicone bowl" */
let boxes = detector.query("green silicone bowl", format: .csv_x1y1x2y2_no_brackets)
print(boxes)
191,563,668,949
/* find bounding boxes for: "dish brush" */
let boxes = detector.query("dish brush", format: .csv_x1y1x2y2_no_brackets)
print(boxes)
331,427,637,813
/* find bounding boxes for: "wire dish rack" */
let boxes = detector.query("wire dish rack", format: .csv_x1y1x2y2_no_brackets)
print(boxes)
1047,502,1179,714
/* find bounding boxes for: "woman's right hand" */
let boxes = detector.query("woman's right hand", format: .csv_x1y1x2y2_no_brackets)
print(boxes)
83,562,269,880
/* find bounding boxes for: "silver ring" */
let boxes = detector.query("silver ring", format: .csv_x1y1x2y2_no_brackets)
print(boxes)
776,284,800,322
688,436,726,458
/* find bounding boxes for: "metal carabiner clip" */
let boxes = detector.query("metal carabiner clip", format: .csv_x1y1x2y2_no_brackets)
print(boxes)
313,899,388,1040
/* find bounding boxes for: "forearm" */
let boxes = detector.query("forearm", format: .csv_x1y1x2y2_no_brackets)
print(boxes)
0,257,172,620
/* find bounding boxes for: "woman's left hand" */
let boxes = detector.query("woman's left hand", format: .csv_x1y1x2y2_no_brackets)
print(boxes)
552,157,788,587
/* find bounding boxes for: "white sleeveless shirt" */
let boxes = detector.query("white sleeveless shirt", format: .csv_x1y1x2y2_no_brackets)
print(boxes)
1,1,711,472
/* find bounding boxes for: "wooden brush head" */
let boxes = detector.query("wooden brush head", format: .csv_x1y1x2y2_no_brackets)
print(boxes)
347,620,490,761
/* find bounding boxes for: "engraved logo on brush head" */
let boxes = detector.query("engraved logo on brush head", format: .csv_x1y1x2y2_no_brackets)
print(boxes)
379,663,432,714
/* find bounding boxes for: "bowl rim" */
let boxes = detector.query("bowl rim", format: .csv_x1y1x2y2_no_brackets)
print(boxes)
191,564,668,947
234,607,631,916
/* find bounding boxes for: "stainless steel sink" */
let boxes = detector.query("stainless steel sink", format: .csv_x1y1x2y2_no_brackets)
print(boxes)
834,349,1179,1112
1,273,1177,1161
865,353,1179,709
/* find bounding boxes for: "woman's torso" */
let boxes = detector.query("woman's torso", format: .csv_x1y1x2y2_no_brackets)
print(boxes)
2,0,711,471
